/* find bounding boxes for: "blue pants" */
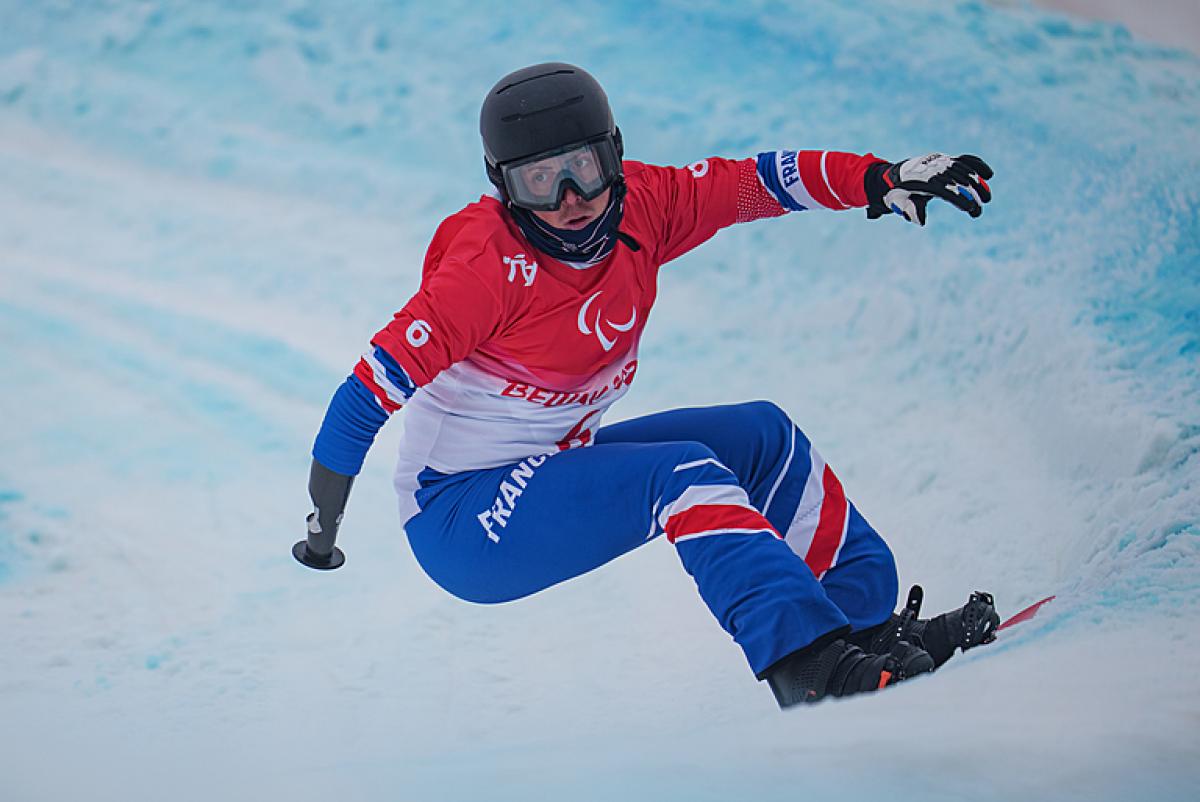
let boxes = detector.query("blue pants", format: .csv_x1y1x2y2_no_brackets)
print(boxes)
403,401,898,676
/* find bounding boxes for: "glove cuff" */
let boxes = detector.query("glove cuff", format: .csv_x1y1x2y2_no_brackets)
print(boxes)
863,160,897,219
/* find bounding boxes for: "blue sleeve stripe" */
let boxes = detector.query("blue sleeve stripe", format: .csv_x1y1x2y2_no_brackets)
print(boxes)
756,151,809,212
312,374,390,476
371,346,417,395
359,345,417,408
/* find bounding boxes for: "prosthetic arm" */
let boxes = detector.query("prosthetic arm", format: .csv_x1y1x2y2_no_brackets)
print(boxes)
293,458,355,570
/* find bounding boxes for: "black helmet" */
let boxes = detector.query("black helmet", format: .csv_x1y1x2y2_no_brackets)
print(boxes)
480,62,624,211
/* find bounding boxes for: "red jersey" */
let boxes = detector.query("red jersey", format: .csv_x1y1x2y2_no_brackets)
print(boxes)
337,152,878,495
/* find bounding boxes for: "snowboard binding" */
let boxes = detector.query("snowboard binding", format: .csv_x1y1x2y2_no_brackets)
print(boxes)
851,585,1001,669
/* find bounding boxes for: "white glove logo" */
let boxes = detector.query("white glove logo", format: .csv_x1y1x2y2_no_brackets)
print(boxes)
900,153,956,182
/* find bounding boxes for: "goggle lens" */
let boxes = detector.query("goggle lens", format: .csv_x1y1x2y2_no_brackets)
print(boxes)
501,139,620,211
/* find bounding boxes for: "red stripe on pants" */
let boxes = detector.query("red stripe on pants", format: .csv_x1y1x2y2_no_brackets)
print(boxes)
666,504,780,544
804,465,847,577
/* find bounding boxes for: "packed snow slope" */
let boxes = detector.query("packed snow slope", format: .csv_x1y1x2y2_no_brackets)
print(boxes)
1,1,1198,800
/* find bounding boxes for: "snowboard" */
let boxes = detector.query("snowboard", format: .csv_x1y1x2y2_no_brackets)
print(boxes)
901,586,1055,646
996,594,1056,634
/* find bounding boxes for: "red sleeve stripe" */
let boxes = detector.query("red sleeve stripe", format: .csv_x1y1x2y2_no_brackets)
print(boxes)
796,151,851,210
819,151,852,209
353,359,403,413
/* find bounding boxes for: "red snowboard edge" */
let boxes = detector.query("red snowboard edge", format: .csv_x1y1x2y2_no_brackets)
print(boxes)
997,595,1056,631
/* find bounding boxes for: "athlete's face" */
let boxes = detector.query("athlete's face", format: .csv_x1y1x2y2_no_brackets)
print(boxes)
516,149,610,229
530,186,611,230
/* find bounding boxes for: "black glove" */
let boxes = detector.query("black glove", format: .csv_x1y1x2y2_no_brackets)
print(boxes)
293,459,355,570
865,153,993,226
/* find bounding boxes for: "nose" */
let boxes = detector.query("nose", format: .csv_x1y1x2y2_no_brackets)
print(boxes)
561,188,583,206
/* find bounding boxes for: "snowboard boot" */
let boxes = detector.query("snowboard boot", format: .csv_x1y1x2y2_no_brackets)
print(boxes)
849,585,1001,669
764,633,935,708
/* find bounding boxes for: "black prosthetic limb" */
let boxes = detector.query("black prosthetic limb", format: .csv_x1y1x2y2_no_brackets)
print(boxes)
292,459,355,570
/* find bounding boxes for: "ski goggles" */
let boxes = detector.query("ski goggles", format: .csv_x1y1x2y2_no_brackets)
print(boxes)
499,137,622,211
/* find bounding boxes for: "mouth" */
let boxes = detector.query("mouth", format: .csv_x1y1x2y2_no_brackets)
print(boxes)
560,212,595,229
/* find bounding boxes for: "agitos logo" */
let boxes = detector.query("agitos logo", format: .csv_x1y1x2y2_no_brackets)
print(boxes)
577,290,637,352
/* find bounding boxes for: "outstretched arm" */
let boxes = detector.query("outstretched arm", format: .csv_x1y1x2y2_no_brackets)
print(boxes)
754,149,993,225
651,148,993,264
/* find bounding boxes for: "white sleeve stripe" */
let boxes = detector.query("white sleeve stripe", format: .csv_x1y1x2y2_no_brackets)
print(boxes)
819,151,851,210
362,350,411,407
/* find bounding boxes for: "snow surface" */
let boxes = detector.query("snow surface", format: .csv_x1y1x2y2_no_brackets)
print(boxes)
1,1,1198,800
1026,0,1200,55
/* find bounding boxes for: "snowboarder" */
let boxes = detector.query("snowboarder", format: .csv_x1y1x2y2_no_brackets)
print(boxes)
294,62,1001,708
